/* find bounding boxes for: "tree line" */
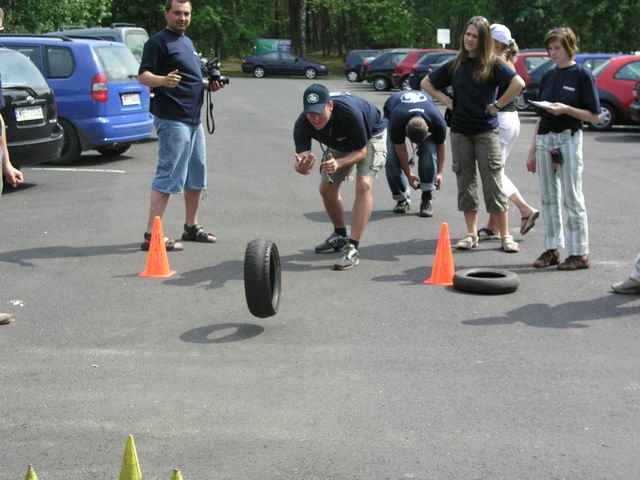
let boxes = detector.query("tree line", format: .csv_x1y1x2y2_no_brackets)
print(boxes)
2,0,638,58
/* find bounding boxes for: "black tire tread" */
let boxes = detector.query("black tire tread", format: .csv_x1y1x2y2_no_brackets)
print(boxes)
453,268,520,295
244,239,281,318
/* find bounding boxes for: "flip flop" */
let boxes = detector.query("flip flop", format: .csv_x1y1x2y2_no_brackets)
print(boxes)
477,227,499,240
520,209,540,235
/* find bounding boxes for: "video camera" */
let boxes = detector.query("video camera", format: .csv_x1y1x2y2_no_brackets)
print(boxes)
204,58,230,86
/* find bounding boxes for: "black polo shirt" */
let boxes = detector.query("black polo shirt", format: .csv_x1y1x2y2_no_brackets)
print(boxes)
139,28,204,125
383,90,447,145
294,92,385,153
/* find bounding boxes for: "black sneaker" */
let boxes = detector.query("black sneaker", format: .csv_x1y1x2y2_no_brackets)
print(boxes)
419,199,433,217
315,232,348,254
393,198,410,214
333,244,359,270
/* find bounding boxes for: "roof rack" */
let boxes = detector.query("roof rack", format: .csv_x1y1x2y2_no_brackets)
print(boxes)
110,23,137,28
0,33,71,42
59,25,86,31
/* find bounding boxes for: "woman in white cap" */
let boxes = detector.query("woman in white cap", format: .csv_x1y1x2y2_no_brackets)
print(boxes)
477,24,539,242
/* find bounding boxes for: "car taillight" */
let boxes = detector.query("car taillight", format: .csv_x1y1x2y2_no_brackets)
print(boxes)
242,59,247,64
50,90,57,119
91,72,108,102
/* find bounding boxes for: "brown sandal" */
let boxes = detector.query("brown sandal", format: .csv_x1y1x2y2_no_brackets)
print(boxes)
182,224,216,243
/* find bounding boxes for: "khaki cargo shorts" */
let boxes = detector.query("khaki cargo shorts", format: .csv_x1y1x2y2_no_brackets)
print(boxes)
321,129,387,184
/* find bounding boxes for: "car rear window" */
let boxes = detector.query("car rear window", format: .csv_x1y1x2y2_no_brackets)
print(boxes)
45,46,75,78
124,31,148,62
0,50,49,89
524,56,547,71
614,60,640,81
592,60,611,77
92,45,140,82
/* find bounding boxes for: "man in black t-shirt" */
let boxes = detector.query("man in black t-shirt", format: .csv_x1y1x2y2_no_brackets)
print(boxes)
138,0,224,252
383,90,447,217
293,84,387,270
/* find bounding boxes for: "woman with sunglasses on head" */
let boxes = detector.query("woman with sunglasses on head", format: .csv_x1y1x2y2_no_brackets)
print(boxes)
477,24,539,242
422,16,524,253
527,27,601,271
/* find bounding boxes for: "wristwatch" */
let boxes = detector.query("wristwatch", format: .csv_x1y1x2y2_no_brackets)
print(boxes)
493,101,502,111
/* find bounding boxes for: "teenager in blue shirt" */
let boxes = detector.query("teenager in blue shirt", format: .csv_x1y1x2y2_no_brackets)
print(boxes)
527,27,601,271
293,84,387,270
138,0,224,251
383,90,447,217
422,16,524,253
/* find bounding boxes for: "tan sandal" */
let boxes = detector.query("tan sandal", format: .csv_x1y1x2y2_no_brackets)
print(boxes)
501,234,519,253
456,233,478,250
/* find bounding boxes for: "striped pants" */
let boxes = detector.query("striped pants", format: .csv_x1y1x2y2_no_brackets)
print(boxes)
535,129,589,256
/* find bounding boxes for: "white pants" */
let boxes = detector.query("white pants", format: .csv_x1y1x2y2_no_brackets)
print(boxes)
498,111,520,198
631,253,640,281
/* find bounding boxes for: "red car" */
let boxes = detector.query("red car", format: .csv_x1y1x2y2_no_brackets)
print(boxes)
589,55,640,130
513,50,549,110
391,49,447,90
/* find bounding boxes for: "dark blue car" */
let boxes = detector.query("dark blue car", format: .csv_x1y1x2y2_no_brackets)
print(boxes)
242,51,328,79
407,51,457,90
343,49,380,82
0,35,153,164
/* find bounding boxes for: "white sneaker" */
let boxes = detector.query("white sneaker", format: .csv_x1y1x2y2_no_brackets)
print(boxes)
333,244,359,270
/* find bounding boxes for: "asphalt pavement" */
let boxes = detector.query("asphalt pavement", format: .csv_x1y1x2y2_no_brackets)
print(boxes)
1,77,639,479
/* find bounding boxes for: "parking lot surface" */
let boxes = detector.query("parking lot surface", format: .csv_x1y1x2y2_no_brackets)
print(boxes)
1,78,639,479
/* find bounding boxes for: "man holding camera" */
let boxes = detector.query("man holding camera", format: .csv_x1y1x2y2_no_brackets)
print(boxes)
138,0,224,251
383,90,447,217
294,84,387,270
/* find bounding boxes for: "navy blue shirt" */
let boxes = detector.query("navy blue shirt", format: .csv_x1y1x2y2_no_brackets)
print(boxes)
294,92,385,153
384,90,447,145
536,63,601,134
139,28,204,125
429,58,516,134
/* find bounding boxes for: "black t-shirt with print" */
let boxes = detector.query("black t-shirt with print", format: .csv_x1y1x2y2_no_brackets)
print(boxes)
536,63,601,134
383,90,447,145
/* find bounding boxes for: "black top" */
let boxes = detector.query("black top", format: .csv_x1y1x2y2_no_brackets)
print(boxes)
429,57,516,134
383,90,447,145
294,92,385,153
536,63,601,134
139,28,204,125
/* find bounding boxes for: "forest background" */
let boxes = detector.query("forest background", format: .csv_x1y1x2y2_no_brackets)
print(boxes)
2,0,638,60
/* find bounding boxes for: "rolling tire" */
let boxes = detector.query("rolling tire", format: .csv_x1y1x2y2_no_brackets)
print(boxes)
244,239,281,318
346,70,360,82
253,66,266,78
96,142,131,157
304,68,317,79
453,268,520,295
51,119,81,165
373,76,389,91
588,102,615,131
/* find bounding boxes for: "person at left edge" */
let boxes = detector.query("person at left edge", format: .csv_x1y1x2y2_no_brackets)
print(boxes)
383,90,447,217
138,0,223,251
293,84,387,270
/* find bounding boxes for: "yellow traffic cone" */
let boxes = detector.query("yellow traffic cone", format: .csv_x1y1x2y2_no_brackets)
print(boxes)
170,469,184,480
120,434,142,480
24,465,38,480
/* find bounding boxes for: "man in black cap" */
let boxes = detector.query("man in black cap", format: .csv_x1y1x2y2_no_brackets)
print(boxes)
293,84,387,270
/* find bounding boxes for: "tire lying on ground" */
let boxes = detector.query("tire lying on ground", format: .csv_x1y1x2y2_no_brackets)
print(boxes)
244,239,281,318
453,268,520,295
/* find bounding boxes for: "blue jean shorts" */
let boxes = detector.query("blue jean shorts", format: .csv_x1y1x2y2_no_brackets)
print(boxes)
152,117,206,194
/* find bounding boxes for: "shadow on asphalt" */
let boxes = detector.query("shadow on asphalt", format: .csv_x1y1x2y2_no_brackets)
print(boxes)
304,209,441,224
180,322,264,343
0,243,140,266
461,293,640,329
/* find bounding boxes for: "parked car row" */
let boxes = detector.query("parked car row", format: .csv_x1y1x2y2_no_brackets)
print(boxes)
0,30,153,173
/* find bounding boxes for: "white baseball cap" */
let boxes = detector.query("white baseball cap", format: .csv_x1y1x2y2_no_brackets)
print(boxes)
491,24,512,45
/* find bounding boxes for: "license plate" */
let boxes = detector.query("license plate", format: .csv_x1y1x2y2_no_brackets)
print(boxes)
121,93,140,106
15,106,44,122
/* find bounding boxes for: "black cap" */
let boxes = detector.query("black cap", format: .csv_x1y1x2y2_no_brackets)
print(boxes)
303,84,330,114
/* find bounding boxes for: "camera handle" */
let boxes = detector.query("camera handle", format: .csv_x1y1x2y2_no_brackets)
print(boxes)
206,88,215,134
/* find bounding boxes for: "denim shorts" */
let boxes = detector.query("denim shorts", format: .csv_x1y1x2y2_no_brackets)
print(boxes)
152,117,206,194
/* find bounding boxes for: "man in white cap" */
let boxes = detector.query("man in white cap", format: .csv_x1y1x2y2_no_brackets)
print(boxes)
293,84,387,270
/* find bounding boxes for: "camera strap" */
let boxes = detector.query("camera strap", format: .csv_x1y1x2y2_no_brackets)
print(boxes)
206,88,215,134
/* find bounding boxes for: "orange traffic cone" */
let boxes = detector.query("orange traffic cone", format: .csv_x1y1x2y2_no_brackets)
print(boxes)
424,222,455,286
139,216,176,278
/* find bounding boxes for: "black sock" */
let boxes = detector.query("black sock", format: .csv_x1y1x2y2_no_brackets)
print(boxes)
421,190,432,202
335,227,347,237
349,239,359,249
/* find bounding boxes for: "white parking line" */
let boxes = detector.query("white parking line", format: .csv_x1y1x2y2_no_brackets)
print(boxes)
27,167,126,174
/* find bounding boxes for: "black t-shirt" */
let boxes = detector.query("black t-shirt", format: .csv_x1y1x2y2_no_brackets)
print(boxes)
536,63,601,134
383,90,447,145
294,92,385,153
429,57,516,134
139,28,204,125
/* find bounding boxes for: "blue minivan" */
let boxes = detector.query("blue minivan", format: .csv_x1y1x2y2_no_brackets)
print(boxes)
0,35,153,163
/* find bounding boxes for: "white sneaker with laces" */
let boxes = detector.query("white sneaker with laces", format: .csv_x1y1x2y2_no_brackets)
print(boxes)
333,244,359,270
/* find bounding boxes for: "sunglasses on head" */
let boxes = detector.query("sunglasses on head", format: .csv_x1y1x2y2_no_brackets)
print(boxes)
548,27,567,35
469,16,489,25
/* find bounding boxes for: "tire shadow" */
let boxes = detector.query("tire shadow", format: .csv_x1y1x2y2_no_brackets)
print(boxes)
180,322,264,343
